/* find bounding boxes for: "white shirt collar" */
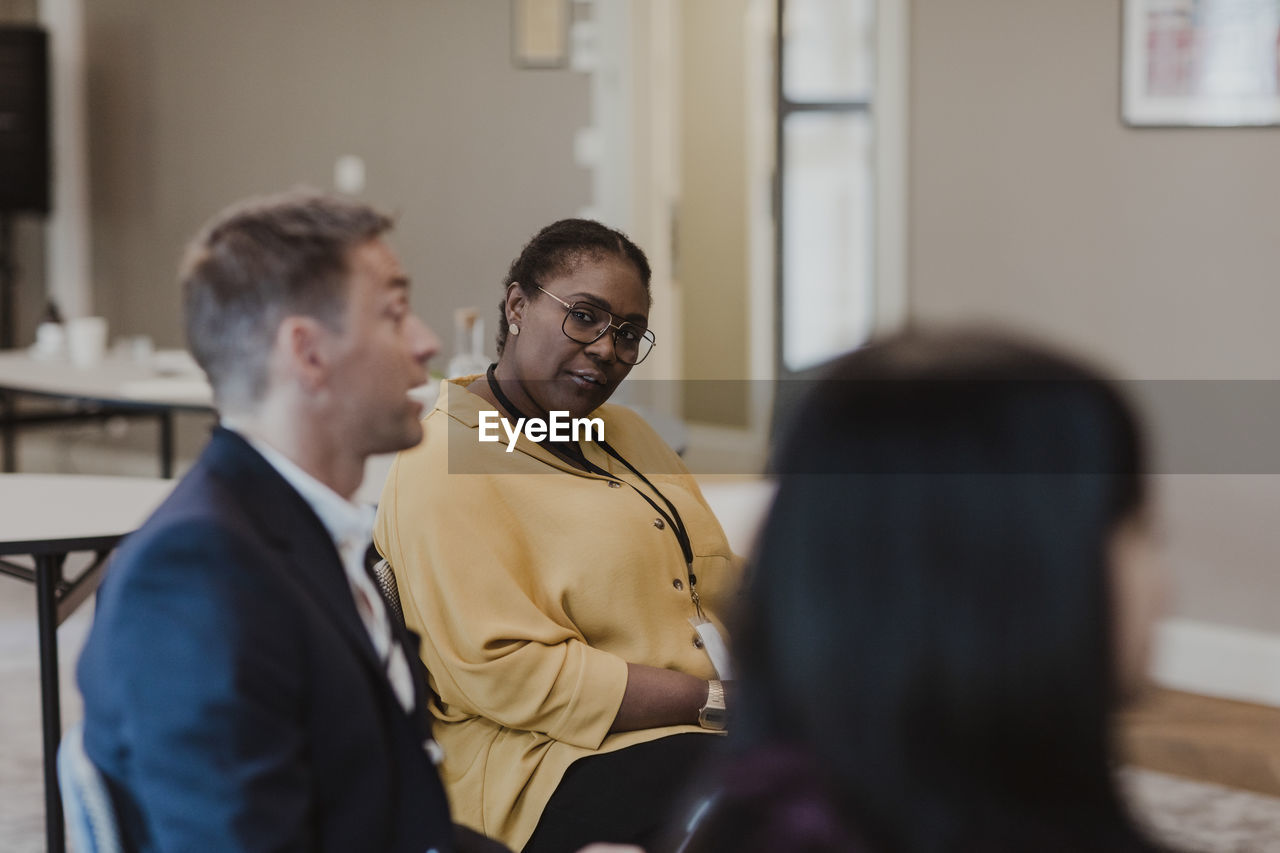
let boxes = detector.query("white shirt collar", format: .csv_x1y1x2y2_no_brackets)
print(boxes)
222,424,375,551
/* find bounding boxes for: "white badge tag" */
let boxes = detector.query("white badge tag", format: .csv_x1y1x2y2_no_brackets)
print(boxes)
691,617,733,680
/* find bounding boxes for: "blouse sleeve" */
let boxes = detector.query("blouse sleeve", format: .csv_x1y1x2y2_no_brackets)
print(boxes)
374,428,630,752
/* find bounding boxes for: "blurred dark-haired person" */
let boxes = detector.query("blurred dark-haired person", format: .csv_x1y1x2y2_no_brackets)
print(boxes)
672,329,1168,853
374,219,740,852
77,191,509,852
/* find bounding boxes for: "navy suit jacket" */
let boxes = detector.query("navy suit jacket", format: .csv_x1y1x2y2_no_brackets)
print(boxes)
78,428,458,852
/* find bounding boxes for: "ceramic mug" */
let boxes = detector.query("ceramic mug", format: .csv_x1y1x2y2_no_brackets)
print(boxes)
67,316,108,368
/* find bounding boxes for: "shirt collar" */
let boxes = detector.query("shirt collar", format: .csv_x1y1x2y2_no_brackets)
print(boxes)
222,423,375,550
435,374,487,427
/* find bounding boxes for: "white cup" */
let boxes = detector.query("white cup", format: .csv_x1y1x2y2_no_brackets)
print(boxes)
32,322,65,359
67,316,108,368
129,334,155,363
112,334,154,364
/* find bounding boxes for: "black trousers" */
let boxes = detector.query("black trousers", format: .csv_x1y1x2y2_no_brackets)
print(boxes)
521,732,716,853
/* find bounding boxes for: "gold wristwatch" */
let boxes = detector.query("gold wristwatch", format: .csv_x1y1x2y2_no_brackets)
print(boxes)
698,679,727,730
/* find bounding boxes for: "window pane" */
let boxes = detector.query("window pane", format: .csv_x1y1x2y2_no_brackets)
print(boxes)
782,112,874,373
783,0,875,102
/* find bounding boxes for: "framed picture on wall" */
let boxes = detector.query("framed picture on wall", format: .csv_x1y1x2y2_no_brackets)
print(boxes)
512,0,570,69
1123,0,1280,126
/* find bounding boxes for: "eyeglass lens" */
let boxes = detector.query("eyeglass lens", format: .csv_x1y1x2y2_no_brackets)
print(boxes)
562,303,653,365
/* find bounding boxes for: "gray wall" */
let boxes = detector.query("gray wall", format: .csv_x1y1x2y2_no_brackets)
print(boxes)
909,1,1280,633
909,1,1280,377
84,0,591,355
0,0,34,18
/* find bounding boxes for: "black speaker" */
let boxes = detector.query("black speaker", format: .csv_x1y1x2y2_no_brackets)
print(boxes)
0,26,50,214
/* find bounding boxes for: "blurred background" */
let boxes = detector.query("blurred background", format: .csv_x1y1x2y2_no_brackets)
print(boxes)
2,0,1278,727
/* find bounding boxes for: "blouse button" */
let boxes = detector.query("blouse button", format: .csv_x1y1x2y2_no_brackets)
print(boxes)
653,518,665,530
672,578,684,590
608,481,621,488
693,635,705,649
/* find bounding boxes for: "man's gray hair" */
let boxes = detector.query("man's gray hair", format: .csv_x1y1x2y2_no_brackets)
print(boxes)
181,189,393,409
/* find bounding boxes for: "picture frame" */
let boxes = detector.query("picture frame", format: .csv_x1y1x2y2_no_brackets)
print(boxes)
512,0,570,70
1122,0,1280,126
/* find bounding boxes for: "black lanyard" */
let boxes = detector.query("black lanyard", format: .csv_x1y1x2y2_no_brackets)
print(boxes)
484,366,703,613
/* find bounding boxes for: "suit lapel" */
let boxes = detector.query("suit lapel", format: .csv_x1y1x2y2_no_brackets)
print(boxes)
203,429,388,684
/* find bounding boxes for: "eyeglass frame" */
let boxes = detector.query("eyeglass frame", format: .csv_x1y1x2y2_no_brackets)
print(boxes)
534,285,657,365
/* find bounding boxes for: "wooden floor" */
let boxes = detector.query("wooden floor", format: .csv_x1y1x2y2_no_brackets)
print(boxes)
1118,687,1280,798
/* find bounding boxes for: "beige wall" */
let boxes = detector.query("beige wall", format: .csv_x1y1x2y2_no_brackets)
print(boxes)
679,0,751,427
909,1,1280,378
909,1,1280,634
84,0,590,355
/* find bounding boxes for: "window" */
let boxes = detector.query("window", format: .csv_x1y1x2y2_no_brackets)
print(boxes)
776,0,877,374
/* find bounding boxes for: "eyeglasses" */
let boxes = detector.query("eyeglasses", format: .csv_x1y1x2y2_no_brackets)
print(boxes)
536,286,657,365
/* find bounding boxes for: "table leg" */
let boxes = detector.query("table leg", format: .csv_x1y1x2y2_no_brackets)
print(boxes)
1,391,15,473
159,410,174,479
36,552,67,853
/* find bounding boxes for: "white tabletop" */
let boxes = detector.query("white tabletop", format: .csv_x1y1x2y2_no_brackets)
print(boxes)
0,349,214,410
0,474,174,553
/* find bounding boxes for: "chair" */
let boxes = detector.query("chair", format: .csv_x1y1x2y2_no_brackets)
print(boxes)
58,721,124,853
369,557,408,633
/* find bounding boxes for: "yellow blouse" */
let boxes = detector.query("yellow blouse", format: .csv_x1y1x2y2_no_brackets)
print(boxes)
374,377,740,850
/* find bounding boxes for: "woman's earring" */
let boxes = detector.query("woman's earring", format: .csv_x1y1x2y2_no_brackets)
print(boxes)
509,323,520,336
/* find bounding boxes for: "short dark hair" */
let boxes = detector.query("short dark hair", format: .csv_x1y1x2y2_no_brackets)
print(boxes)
733,329,1156,851
181,190,393,408
496,218,651,355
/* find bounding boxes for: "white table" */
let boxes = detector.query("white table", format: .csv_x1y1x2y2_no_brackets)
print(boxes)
0,349,215,477
0,474,174,853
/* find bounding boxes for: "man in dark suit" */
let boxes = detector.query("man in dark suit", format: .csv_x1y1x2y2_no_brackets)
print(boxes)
76,191,496,852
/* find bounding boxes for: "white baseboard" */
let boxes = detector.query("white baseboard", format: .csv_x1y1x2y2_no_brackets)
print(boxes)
1152,618,1280,707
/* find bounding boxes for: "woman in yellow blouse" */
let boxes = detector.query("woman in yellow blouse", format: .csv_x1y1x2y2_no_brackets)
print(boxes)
374,220,740,853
